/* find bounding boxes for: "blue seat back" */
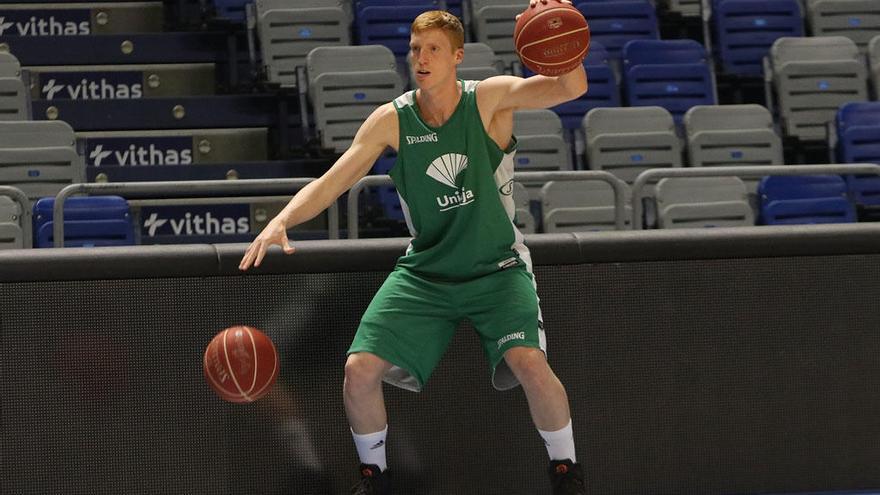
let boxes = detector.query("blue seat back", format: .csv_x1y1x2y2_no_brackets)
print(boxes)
522,42,620,129
758,175,856,224
212,0,249,22
712,0,804,76
836,102,880,206
33,196,134,248
622,39,717,124
371,156,404,221
576,0,660,60
355,1,442,58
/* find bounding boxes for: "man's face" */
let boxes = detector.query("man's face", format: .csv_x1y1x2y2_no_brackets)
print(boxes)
409,28,463,90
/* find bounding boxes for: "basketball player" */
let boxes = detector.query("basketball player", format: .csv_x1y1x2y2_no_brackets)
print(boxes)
239,2,588,493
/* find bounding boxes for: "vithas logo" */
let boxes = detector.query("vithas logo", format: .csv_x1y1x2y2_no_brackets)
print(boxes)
141,205,250,238
87,137,193,167
41,72,144,100
0,12,90,36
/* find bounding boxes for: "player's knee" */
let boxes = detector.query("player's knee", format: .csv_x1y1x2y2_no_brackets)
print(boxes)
343,353,386,394
505,347,550,388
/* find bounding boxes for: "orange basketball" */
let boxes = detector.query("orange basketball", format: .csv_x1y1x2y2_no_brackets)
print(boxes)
203,325,279,403
514,1,590,76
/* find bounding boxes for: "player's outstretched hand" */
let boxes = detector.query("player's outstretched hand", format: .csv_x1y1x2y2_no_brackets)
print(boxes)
516,0,572,20
239,219,295,271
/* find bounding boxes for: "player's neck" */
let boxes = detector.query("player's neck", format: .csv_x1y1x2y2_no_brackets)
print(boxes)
416,78,462,127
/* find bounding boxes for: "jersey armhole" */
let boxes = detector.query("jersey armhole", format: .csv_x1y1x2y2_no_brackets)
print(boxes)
471,79,517,155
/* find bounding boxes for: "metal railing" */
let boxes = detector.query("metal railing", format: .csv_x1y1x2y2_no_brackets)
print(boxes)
52,178,336,247
0,185,32,249
630,164,880,230
346,171,629,238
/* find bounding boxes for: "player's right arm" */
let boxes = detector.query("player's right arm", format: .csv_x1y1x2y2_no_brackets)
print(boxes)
238,102,398,271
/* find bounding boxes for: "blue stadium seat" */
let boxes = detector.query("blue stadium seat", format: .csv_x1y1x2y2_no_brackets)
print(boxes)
32,196,134,248
622,39,717,125
758,175,856,225
522,42,620,130
576,0,660,60
212,0,249,22
836,101,880,207
355,1,441,58
711,0,804,77
371,155,403,221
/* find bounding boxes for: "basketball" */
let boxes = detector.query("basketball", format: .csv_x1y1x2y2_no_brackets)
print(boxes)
514,1,590,76
203,325,279,403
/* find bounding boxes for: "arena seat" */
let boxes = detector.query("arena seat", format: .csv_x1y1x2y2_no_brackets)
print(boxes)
758,174,856,224
306,44,403,152
870,34,880,98
806,0,880,53
835,101,880,208
708,0,804,77
540,179,632,232
469,0,521,68
0,51,27,120
459,42,504,81
511,181,536,234
354,0,441,59
253,0,351,87
0,120,83,202
622,39,717,124
28,63,217,101
0,193,25,248
766,36,868,142
685,104,783,192
655,176,754,228
583,106,682,183
575,0,660,60
513,109,572,199
32,195,134,248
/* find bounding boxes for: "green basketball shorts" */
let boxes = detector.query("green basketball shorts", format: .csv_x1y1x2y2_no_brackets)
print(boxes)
348,265,546,392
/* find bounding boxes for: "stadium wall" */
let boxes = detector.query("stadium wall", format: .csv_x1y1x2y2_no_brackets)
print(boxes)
1,225,879,495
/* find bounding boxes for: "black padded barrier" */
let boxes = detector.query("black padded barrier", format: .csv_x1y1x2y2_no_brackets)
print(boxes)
1,224,880,495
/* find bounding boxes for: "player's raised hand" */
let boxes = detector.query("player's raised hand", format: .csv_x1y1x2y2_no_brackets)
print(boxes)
517,0,572,20
239,218,295,271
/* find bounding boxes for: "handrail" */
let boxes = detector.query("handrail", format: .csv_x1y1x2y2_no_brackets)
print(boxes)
0,185,32,249
52,178,336,247
347,170,629,239
630,164,880,230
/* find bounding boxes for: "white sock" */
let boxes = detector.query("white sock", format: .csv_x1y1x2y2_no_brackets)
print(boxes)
351,425,388,472
538,419,577,463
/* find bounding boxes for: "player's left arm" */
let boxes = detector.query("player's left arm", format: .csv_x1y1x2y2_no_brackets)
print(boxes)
479,67,588,114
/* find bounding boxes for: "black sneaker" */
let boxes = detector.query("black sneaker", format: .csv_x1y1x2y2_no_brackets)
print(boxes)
548,459,586,495
350,463,391,495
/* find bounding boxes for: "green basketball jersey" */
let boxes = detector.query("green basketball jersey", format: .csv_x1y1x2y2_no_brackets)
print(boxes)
389,79,530,282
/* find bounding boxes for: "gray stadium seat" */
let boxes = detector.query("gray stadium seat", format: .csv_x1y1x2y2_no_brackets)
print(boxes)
307,45,403,152
684,104,783,192
0,51,27,120
655,176,754,228
663,0,701,18
583,106,682,184
0,2,163,34
540,180,632,232
511,181,535,234
255,0,352,87
806,0,880,53
459,43,504,81
870,34,880,97
767,36,869,141
513,109,572,199
0,120,84,202
470,0,521,68
27,64,216,100
0,194,25,249
77,128,269,167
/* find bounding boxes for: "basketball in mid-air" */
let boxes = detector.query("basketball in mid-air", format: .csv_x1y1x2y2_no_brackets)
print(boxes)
514,1,590,76
203,325,279,403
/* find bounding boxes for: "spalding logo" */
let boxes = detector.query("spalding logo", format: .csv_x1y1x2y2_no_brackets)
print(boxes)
548,17,563,29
